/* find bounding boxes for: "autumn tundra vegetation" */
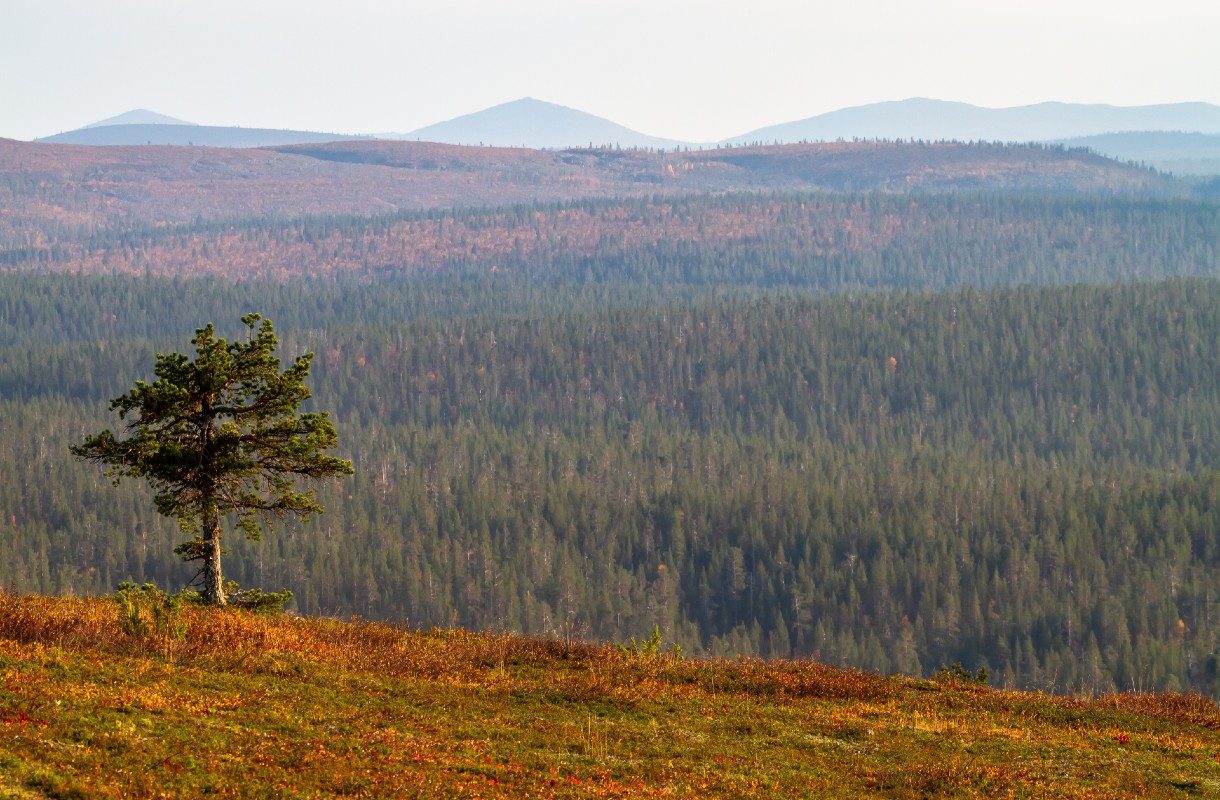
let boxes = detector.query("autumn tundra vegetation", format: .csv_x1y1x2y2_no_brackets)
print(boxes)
2,593,1220,797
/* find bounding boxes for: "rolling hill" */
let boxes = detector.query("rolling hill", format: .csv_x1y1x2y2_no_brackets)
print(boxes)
38,123,368,148
28,98,1220,152
0,137,1182,254
727,98,1220,145
394,96,688,149
1056,131,1220,176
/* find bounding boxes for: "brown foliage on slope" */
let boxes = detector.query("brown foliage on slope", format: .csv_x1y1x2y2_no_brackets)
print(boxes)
0,138,1173,254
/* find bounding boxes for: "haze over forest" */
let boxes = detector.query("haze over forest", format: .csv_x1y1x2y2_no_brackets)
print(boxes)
27,96,1220,179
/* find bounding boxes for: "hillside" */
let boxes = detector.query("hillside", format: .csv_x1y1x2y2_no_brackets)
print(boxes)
1056,131,1220,176
728,98,1220,144
2,594,1218,798
5,191,1215,282
396,97,687,150
37,123,368,148
0,138,1182,254
3,276,1217,694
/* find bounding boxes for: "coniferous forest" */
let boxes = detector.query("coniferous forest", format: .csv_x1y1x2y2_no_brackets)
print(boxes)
1,189,1218,696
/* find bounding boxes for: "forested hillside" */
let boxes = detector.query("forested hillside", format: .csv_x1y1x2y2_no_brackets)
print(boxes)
0,138,1182,253
4,192,1218,285
1,271,1216,695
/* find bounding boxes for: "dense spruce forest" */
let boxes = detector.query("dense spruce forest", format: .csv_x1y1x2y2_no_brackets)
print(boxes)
1,188,1217,696
5,192,1217,284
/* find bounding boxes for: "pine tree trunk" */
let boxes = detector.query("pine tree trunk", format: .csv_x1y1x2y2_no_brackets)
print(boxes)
201,499,226,606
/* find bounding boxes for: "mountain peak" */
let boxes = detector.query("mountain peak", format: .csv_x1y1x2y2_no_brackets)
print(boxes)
84,109,196,129
397,97,686,150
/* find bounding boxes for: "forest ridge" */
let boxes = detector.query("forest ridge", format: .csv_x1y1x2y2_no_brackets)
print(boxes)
0,138,1187,258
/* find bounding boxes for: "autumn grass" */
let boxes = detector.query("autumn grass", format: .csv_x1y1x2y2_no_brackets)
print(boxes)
1,594,1219,798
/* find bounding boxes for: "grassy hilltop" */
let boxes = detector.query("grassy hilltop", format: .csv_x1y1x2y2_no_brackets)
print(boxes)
1,595,1219,798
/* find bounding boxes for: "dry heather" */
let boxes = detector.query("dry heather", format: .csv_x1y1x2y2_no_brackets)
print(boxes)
1,593,1218,798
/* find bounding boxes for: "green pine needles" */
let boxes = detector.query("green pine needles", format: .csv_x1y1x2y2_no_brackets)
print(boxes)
73,314,353,605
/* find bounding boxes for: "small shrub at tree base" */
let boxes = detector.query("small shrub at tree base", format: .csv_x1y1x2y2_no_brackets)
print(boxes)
617,626,682,659
223,582,294,615
114,581,193,646
935,662,989,686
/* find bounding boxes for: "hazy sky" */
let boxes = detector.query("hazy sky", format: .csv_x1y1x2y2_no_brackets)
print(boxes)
3,0,1217,142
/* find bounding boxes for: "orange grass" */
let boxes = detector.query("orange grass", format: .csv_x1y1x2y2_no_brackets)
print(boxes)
1,593,1219,798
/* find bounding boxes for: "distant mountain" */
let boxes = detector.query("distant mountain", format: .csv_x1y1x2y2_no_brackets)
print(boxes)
1055,131,1220,176
394,97,688,150
82,109,195,128
37,124,368,148
726,99,1220,145
32,99,1220,153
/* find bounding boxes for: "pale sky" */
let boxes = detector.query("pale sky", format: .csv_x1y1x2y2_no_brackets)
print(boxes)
2,0,1218,142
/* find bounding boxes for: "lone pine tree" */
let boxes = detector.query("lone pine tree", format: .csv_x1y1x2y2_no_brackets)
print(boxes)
72,314,353,605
